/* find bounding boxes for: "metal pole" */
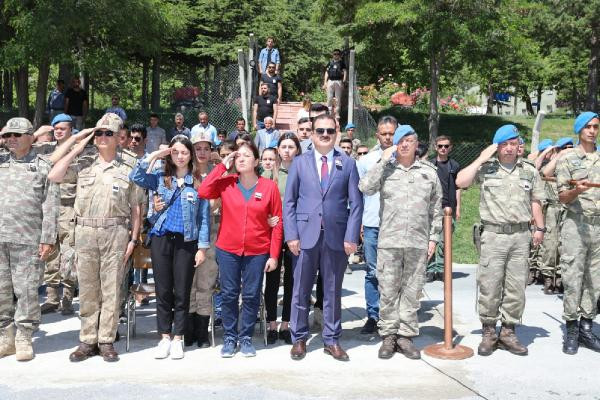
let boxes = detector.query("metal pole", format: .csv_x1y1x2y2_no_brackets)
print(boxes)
347,50,355,128
238,49,249,131
247,33,255,118
423,207,474,360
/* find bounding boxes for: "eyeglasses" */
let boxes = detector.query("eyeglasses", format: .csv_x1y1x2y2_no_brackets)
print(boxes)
437,144,450,149
1,132,23,139
95,130,115,137
315,128,336,136
357,151,368,155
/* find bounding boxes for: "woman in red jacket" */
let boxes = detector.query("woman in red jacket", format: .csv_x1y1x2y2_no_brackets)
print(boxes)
198,142,282,358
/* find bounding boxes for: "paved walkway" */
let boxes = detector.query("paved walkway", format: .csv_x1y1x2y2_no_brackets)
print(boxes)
0,264,599,400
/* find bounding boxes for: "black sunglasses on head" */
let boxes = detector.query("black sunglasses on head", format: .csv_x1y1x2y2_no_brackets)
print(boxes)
315,128,336,136
95,130,115,137
1,132,23,139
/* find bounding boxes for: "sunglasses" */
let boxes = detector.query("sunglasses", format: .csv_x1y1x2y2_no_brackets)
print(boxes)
315,128,336,136
131,136,142,142
95,130,115,137
1,132,23,139
437,144,450,149
357,151,368,155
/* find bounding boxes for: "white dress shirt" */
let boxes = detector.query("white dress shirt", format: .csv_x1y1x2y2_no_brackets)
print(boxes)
314,148,335,181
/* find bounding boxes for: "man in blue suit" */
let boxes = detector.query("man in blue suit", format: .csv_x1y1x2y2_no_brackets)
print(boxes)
284,114,363,361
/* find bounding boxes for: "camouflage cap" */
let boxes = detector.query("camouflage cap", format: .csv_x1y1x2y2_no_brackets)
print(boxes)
3,117,34,135
191,130,213,146
95,112,123,133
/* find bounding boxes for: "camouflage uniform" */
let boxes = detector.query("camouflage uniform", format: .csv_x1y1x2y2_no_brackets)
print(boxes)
67,116,145,346
359,158,442,337
0,147,59,337
539,174,563,280
556,149,600,321
475,158,545,325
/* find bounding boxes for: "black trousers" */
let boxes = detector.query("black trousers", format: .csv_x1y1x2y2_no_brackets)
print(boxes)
264,244,293,323
150,233,197,335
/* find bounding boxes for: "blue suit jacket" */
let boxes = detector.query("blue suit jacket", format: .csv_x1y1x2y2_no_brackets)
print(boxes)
283,148,363,251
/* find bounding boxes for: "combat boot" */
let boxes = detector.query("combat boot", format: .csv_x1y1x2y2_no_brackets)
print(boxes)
543,276,554,295
498,324,528,356
0,325,16,358
563,319,579,355
41,286,60,314
477,323,497,356
196,315,211,348
61,287,75,316
378,334,397,359
15,329,34,362
396,336,421,359
578,318,600,352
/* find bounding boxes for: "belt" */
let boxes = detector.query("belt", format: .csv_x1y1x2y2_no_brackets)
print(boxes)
481,221,529,234
76,217,128,228
566,211,600,225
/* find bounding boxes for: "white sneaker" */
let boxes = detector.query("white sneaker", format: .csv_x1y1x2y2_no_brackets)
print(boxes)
154,337,171,359
170,338,184,360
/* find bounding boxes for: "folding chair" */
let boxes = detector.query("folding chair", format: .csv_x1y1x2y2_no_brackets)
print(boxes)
125,235,155,352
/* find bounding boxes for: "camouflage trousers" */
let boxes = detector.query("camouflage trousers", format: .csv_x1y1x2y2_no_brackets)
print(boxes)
75,225,129,345
478,230,530,325
559,215,600,321
44,206,77,292
539,204,563,278
188,246,218,316
377,247,427,337
0,242,44,334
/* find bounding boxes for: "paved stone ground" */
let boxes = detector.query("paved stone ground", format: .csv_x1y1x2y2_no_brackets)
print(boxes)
0,263,599,400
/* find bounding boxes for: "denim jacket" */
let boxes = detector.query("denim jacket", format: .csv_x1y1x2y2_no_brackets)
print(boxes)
130,158,210,249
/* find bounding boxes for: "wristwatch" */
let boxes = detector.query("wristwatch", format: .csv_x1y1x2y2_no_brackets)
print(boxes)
535,226,547,233
130,239,140,246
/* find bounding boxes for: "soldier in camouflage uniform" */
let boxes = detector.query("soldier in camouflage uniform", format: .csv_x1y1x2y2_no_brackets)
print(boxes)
48,113,145,362
456,125,545,357
359,125,442,360
0,117,60,361
555,112,600,355
33,114,88,315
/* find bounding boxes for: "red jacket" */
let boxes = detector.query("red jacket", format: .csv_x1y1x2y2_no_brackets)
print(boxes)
198,163,283,259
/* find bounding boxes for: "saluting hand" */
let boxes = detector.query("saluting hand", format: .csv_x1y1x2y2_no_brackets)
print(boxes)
72,128,96,154
222,151,238,170
477,144,498,164
150,147,172,160
381,145,397,162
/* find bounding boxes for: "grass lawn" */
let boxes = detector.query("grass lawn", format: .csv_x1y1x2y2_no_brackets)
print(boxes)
453,186,480,264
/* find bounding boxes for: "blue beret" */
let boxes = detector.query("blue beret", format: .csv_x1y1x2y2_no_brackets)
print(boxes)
493,124,519,144
344,123,355,131
574,111,598,134
537,139,553,152
555,137,574,149
51,113,72,126
393,125,416,145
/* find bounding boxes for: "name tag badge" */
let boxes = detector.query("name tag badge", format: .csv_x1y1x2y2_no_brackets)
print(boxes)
335,159,343,168
255,192,263,200
186,192,195,202
112,183,120,193
266,99,271,104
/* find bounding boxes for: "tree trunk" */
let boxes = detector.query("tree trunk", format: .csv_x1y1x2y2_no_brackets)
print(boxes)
428,50,441,146
141,59,149,110
151,54,161,111
486,82,494,114
585,26,600,111
571,77,578,114
16,66,29,118
33,59,50,129
0,71,3,108
3,71,13,108
58,63,72,83
536,84,543,113
522,87,534,116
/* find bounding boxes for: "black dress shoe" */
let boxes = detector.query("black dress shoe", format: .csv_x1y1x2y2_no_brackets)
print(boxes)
267,329,278,345
360,318,378,334
279,329,293,344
